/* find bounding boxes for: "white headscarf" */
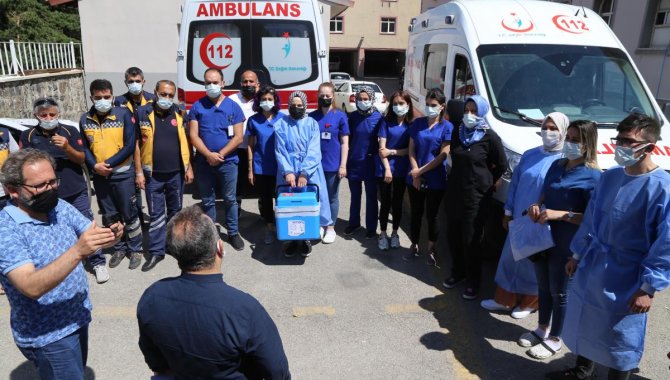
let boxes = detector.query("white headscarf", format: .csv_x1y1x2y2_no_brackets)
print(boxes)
542,112,569,152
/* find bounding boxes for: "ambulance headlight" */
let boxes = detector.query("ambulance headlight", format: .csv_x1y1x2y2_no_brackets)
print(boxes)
502,148,521,182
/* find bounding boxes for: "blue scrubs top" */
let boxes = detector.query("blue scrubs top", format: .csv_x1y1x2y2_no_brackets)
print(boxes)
406,117,453,190
377,118,410,178
309,109,349,172
245,112,283,176
347,111,382,180
189,96,245,163
542,159,601,257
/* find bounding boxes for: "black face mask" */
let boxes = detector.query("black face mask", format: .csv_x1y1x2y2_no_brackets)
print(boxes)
21,189,59,214
289,106,305,119
318,97,332,108
241,85,256,97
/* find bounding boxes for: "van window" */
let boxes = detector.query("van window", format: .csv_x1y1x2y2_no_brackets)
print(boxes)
187,20,318,89
453,54,475,100
423,44,448,92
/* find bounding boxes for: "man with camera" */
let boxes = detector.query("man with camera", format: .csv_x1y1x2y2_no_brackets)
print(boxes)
0,149,123,379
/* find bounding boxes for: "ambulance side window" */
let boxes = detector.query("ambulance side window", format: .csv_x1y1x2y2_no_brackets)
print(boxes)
422,44,448,93
453,54,475,100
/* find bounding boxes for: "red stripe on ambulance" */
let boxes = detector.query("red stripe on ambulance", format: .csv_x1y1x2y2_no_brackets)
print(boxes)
196,2,301,18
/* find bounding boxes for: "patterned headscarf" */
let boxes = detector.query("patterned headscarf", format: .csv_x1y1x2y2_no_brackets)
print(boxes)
288,90,308,110
355,86,376,115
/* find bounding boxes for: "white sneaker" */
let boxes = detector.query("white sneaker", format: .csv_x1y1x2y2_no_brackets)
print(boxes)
320,227,325,239
511,306,536,319
390,233,400,249
480,299,512,312
322,228,336,244
378,233,389,251
93,265,110,284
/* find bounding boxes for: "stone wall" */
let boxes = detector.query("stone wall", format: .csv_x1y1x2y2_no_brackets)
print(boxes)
0,70,87,121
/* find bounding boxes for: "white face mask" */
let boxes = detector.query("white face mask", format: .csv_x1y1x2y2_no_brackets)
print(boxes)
563,141,583,160
425,105,441,118
357,100,372,111
128,82,143,95
38,118,59,130
259,100,274,112
463,113,479,129
541,130,562,150
156,97,173,110
205,84,222,99
93,99,113,113
393,104,409,116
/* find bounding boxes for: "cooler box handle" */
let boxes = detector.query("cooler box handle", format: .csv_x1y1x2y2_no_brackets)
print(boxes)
276,183,319,201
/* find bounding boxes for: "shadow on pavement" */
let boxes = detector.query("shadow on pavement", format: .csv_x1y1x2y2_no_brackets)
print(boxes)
10,361,95,380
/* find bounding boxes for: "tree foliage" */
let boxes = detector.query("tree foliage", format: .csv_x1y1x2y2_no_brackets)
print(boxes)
0,0,81,43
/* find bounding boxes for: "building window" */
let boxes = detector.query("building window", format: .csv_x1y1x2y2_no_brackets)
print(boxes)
651,0,670,48
598,0,615,25
330,16,343,33
380,17,396,34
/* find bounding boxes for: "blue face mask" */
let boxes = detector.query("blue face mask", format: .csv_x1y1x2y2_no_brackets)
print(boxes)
563,141,583,160
425,105,441,118
94,99,113,113
463,113,479,129
128,82,143,95
614,144,649,167
357,100,372,111
39,118,59,130
156,97,173,110
393,104,409,116
205,84,222,99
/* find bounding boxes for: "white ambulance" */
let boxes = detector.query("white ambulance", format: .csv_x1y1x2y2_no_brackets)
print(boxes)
177,0,329,109
404,0,670,203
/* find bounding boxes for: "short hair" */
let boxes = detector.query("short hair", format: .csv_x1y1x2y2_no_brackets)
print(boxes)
33,97,60,114
124,67,144,81
252,86,281,114
204,68,224,82
425,87,447,119
166,206,220,271
384,90,414,123
568,120,600,170
155,80,176,92
90,79,113,94
617,113,661,143
0,149,56,189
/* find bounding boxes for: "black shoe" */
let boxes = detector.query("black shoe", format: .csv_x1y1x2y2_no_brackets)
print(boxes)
284,241,298,258
300,240,312,257
462,287,479,300
108,251,126,268
545,367,596,380
426,251,439,268
141,255,164,272
442,276,465,289
365,231,377,239
128,252,143,270
343,225,361,235
229,234,245,251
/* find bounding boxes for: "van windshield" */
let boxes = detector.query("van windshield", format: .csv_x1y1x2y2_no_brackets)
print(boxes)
187,20,318,88
477,44,659,127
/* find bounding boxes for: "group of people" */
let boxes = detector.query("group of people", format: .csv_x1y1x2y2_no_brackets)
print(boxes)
0,63,669,380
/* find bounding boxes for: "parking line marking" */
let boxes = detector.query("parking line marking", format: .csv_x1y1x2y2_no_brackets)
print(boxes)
292,306,336,317
384,303,424,314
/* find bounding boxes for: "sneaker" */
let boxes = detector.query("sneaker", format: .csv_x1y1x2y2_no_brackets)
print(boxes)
108,251,126,268
93,265,110,284
264,229,276,245
365,231,377,239
343,225,361,235
320,227,325,238
229,234,245,251
402,243,420,261
442,276,464,289
480,299,512,312
511,306,536,319
462,287,479,300
518,329,548,348
390,233,400,249
322,228,336,244
426,251,439,267
377,233,389,251
284,241,297,258
300,240,312,257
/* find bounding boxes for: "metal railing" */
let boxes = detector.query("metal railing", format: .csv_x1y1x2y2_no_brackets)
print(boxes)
0,40,83,78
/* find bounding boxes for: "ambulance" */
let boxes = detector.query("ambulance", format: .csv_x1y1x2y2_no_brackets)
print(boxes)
177,0,329,109
404,0,670,204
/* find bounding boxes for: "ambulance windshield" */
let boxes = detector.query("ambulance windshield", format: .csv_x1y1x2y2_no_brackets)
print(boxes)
478,44,659,127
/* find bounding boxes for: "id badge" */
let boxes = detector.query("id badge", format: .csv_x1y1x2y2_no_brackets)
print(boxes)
321,131,331,140
228,125,234,137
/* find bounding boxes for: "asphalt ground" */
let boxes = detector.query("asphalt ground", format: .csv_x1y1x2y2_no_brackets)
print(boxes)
1,174,669,380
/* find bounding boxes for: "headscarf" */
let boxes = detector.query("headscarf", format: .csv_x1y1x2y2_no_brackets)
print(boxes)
459,95,490,147
541,112,569,152
355,86,376,115
287,90,308,119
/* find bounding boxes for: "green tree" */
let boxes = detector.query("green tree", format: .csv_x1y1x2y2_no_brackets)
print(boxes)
0,0,80,43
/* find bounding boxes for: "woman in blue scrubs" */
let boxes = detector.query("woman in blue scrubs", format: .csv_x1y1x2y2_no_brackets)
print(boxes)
345,86,382,239
309,82,349,244
377,90,413,251
406,88,452,265
246,86,283,245
519,120,601,360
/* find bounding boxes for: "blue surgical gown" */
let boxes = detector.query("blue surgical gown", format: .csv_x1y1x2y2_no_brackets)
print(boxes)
563,167,670,371
495,146,562,295
274,115,332,227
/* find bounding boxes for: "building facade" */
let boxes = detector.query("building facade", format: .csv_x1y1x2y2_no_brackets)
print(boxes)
328,0,421,78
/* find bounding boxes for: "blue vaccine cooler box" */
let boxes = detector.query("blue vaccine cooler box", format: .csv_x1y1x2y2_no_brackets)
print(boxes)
275,184,320,241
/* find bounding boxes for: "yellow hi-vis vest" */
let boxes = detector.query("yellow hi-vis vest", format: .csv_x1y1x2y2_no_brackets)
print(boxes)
138,109,190,175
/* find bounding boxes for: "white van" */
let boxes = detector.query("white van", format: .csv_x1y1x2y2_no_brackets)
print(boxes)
177,0,329,109
404,0,670,203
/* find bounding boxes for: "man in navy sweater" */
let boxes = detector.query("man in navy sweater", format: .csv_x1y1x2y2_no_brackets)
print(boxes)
136,206,290,379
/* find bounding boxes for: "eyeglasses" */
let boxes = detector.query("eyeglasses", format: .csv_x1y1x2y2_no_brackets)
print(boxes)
21,178,60,192
610,137,650,147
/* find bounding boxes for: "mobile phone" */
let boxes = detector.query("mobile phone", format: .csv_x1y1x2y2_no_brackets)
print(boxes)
102,212,121,228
